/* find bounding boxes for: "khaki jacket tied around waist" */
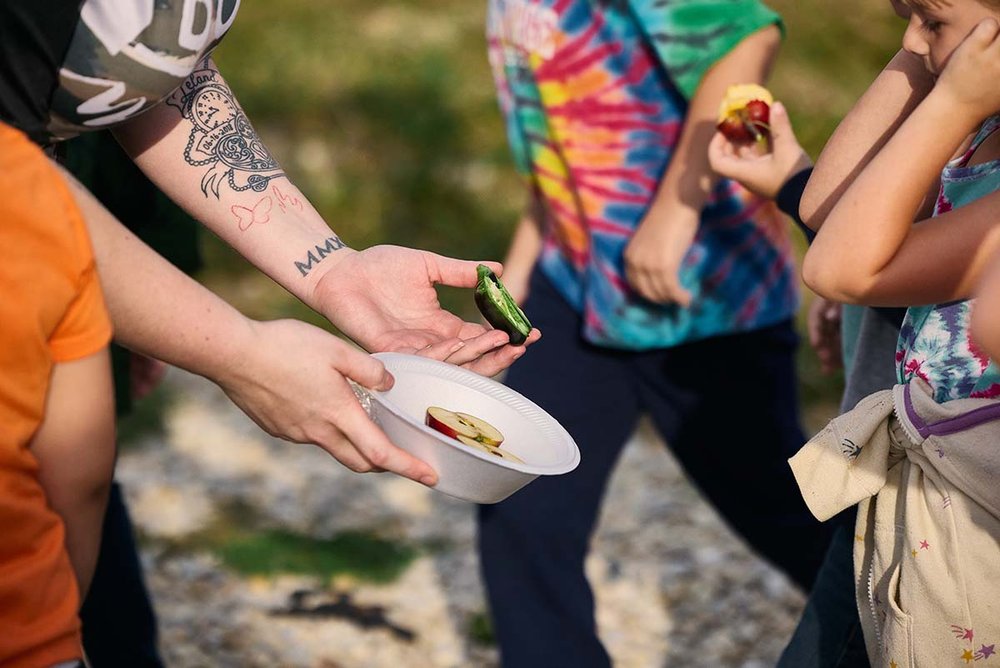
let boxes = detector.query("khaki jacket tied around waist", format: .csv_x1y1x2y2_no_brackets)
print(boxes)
789,379,1000,667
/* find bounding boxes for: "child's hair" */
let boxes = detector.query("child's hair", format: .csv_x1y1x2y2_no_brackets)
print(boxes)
902,0,1000,9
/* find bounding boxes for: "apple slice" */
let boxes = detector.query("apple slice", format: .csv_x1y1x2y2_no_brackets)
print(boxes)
456,435,524,464
716,83,773,146
455,411,504,447
426,407,505,446
426,406,481,441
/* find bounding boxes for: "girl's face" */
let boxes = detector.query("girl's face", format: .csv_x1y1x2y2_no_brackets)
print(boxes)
901,0,1000,75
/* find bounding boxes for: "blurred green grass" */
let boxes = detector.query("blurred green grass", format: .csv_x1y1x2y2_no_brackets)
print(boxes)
206,1,905,422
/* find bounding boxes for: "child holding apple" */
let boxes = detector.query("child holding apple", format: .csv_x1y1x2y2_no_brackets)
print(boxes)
716,1,1000,663
709,92,895,668
477,1,836,665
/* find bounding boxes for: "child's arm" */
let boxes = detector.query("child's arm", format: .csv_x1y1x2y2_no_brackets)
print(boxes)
709,109,842,373
800,48,936,230
708,100,814,237
803,21,1000,306
624,25,781,305
499,191,545,305
30,348,116,598
971,234,1000,360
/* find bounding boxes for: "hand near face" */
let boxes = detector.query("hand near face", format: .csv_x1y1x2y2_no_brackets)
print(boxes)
933,17,1000,124
312,245,540,377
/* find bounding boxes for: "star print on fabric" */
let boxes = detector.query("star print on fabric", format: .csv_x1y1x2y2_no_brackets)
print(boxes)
962,648,975,663
977,644,997,660
890,660,898,668
953,625,975,641
855,534,865,542
841,438,862,460
943,495,953,508
911,549,918,558
920,540,930,550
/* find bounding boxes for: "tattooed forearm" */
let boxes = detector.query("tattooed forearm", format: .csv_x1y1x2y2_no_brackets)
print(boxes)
272,185,304,213
230,196,272,231
295,236,348,277
166,60,284,198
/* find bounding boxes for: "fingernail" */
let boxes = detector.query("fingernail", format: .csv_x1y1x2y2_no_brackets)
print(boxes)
420,474,437,486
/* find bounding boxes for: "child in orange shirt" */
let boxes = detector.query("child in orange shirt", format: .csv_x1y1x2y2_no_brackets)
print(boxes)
0,122,116,668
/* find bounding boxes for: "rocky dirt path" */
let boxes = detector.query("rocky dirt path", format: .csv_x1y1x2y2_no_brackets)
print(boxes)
118,369,808,667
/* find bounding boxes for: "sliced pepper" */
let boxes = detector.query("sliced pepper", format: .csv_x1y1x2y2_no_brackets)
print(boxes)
474,264,532,346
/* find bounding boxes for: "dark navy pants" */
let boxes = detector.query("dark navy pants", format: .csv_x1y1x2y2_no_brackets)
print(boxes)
777,513,871,668
477,270,835,668
80,482,164,668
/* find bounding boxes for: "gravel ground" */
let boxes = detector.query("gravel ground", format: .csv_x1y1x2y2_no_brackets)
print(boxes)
117,368,810,667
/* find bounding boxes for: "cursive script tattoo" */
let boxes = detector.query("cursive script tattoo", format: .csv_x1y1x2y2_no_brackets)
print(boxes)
272,185,304,213
166,60,284,198
295,236,347,277
230,196,273,231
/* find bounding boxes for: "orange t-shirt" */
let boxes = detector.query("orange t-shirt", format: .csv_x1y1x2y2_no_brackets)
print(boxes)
0,123,112,668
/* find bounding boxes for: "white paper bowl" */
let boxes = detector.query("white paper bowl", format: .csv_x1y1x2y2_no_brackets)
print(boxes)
356,352,580,504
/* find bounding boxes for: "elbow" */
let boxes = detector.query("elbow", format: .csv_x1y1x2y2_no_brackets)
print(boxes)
801,249,871,304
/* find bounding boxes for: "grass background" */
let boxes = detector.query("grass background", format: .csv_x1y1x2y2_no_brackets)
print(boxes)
129,0,908,601
202,0,905,417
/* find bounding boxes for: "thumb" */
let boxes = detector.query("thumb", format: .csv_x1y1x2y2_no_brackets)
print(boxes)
338,347,394,392
426,252,502,288
768,101,798,152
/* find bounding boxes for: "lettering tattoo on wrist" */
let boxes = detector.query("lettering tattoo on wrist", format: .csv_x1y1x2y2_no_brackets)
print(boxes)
167,60,284,198
295,236,348,277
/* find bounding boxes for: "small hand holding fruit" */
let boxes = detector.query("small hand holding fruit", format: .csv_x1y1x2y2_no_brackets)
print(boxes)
716,84,773,148
425,406,524,464
709,98,813,200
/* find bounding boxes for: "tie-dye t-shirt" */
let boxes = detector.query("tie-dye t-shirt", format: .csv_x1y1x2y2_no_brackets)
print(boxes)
896,115,1000,402
487,0,797,350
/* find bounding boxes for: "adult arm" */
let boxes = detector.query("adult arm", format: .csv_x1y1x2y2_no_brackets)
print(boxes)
624,25,781,304
113,58,537,376
60,167,440,486
30,349,115,598
803,21,1000,306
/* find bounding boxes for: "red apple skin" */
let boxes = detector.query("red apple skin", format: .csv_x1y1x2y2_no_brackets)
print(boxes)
717,99,771,145
717,115,753,143
425,407,477,441
744,99,770,138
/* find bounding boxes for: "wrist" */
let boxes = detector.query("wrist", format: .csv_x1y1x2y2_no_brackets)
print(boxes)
301,243,358,312
924,86,991,138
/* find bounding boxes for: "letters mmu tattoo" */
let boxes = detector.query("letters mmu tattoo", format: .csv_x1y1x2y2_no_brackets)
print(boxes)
295,236,347,277
167,61,284,198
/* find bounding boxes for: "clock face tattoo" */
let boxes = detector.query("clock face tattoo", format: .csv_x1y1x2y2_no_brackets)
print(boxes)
193,88,237,131
167,65,284,198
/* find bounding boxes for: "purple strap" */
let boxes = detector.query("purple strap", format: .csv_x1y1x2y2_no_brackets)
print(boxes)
903,383,1000,439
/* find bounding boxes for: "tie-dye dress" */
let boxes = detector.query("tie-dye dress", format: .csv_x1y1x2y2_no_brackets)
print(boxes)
896,115,1000,402
487,0,798,350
